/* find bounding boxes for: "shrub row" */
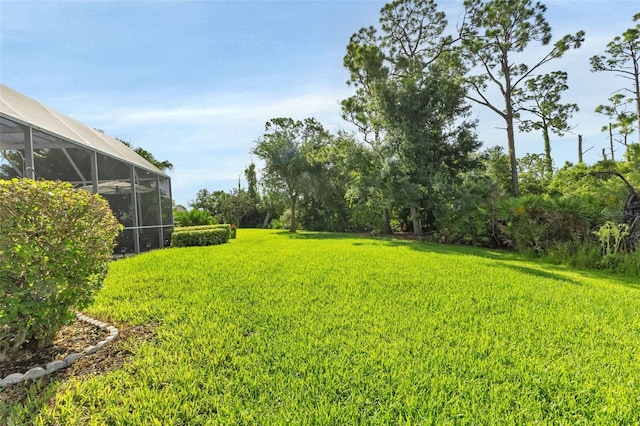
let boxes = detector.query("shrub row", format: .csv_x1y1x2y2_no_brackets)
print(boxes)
175,224,230,232
170,227,230,247
0,179,121,361
173,224,236,240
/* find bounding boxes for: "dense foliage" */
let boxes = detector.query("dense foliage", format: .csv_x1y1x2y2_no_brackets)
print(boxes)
175,224,235,239
0,179,121,361
252,117,331,232
174,208,216,227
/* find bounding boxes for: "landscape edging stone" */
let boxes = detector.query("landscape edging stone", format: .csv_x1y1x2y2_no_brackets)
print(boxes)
0,312,119,387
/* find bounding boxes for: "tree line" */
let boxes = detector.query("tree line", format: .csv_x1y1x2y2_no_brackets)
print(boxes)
186,0,640,274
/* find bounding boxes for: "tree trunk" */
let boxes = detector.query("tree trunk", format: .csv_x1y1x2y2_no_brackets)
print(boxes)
542,125,552,177
383,208,392,235
507,122,519,196
502,57,520,197
410,206,423,236
624,192,640,250
633,51,640,145
504,91,520,196
289,195,297,233
262,210,272,228
578,134,583,163
610,172,640,249
609,122,615,161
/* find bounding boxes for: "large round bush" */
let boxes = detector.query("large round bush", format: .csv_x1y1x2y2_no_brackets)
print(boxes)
0,179,121,360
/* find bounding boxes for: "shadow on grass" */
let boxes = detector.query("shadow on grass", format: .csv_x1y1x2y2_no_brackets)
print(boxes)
276,230,526,262
553,266,640,290
380,239,584,285
493,263,583,285
274,231,640,288
274,230,366,241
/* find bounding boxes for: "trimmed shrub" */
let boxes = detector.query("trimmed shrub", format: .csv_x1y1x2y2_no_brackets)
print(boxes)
170,228,229,247
174,224,234,240
0,179,121,361
174,224,230,232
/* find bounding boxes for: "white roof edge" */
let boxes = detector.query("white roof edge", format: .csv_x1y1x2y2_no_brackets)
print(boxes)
0,84,170,178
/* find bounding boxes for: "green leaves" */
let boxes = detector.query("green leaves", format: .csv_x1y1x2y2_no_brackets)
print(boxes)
463,0,552,56
170,225,231,247
253,117,331,232
342,0,479,235
174,208,215,227
461,0,585,196
0,178,121,359
590,12,640,145
514,70,579,175
595,93,638,149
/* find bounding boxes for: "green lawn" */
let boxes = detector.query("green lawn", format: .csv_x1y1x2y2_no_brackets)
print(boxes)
7,229,640,424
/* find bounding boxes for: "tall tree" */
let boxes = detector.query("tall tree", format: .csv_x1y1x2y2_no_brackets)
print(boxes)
595,93,638,160
252,117,330,233
460,0,584,196
342,24,394,234
590,13,640,144
241,162,263,226
482,145,512,196
514,71,579,176
244,163,259,206
379,67,480,235
190,188,229,222
219,184,253,226
343,0,478,236
296,131,357,232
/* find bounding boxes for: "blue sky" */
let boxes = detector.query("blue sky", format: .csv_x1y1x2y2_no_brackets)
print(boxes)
1,0,638,207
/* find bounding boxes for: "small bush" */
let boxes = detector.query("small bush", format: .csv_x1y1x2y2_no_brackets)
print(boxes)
594,221,629,256
174,209,215,227
614,249,640,276
170,228,229,247
269,219,283,230
0,179,121,360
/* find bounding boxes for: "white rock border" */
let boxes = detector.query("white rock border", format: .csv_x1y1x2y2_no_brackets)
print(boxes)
0,312,119,387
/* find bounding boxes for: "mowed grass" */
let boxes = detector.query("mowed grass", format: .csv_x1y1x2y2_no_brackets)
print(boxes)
11,229,640,424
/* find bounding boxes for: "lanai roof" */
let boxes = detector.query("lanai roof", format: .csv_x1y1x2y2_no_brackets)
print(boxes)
0,84,168,177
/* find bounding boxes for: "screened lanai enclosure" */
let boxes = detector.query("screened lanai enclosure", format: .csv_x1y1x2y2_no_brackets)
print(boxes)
0,84,173,254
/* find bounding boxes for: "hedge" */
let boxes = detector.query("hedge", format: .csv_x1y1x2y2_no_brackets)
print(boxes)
174,224,236,239
170,228,230,247
174,224,231,233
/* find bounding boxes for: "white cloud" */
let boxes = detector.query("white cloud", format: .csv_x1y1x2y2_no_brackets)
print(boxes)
66,85,354,206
